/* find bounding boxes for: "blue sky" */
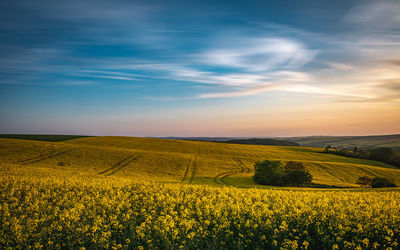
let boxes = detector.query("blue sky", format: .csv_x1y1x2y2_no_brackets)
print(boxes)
0,0,399,136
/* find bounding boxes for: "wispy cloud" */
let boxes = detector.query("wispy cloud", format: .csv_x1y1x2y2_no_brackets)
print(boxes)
345,0,400,27
109,34,319,98
198,37,317,71
196,85,280,98
77,74,138,81
1,0,400,104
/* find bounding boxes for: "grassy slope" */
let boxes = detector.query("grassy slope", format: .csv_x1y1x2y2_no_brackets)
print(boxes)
1,136,400,188
285,134,400,150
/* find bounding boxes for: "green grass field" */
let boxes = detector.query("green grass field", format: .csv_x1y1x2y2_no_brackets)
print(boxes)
1,136,399,188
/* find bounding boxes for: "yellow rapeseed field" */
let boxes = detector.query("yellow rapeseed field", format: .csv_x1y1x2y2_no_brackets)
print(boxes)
1,136,400,248
1,176,399,249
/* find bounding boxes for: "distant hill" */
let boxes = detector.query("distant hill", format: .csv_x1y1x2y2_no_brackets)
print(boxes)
159,137,247,142
283,134,400,150
4,134,398,150
0,134,93,142
222,138,299,146
161,137,299,146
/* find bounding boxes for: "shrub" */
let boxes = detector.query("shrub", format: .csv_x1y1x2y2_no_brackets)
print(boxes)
337,148,353,157
371,177,397,188
356,176,373,187
253,160,285,185
392,156,400,168
282,170,313,186
324,145,331,152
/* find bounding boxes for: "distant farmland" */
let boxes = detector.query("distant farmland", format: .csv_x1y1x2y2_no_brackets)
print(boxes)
284,134,400,151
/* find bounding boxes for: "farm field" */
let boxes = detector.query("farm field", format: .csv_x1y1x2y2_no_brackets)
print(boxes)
1,136,400,188
1,136,400,249
2,177,400,249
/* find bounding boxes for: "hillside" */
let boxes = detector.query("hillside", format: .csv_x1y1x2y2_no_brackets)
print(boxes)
284,134,400,150
222,138,299,146
1,136,400,188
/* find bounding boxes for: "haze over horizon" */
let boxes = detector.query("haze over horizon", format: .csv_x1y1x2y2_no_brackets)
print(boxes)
1,0,399,137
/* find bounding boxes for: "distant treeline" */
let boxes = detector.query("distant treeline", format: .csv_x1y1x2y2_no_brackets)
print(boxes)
324,146,400,168
220,138,299,146
0,134,92,142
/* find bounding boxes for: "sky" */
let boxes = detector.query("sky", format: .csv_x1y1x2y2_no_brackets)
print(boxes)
0,0,399,137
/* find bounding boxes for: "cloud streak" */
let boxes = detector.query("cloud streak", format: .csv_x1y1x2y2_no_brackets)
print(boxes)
1,0,400,104
199,37,317,71
196,85,280,98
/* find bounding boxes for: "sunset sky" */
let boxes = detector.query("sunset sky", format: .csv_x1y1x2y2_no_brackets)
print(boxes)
0,0,399,137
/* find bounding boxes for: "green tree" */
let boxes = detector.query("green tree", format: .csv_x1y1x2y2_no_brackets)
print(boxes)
356,176,373,187
370,148,396,162
324,145,332,152
371,177,396,188
282,170,312,186
253,160,285,185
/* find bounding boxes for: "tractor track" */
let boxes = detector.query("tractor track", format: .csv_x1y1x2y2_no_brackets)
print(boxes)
188,144,200,184
97,154,140,176
213,170,240,185
318,164,346,182
97,156,131,175
235,158,251,173
16,150,58,164
213,157,251,186
220,171,242,185
180,155,192,183
18,150,73,165
181,144,200,184
105,155,140,176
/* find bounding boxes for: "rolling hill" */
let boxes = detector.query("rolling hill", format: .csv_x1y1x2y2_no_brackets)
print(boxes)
1,136,400,188
283,134,400,150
